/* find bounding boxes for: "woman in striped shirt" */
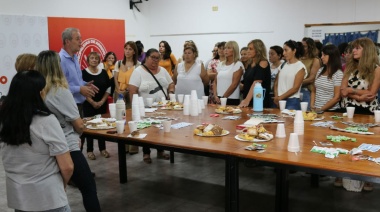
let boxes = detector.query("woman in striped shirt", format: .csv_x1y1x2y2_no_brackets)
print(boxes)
310,45,343,112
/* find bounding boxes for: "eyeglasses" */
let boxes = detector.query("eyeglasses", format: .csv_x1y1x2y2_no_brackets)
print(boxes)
150,56,160,61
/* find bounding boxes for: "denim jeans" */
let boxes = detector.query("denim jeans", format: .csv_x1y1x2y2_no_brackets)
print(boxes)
285,98,301,110
70,151,101,212
300,88,311,110
15,204,71,212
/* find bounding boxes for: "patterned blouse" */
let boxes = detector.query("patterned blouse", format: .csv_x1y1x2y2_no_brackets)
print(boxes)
341,70,379,113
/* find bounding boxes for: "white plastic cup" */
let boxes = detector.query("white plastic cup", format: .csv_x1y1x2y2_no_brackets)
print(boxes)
116,121,125,134
146,98,153,107
177,94,184,103
202,96,208,106
220,98,227,107
288,133,300,152
300,102,308,112
128,121,137,132
294,110,304,122
279,100,286,111
346,107,355,119
169,93,176,102
109,109,116,118
375,110,380,122
276,123,286,138
162,120,172,132
109,103,116,110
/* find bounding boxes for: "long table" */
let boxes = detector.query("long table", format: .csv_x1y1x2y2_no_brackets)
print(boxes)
83,105,380,212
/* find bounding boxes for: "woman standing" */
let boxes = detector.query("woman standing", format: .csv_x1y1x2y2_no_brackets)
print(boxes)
129,49,175,164
207,42,226,104
310,45,343,112
36,50,101,212
300,37,321,107
340,38,380,115
113,41,140,154
159,40,177,76
213,41,244,106
82,52,111,160
268,45,284,107
273,40,306,110
240,47,250,69
239,39,271,108
0,70,73,212
136,40,146,62
173,45,209,98
98,51,117,96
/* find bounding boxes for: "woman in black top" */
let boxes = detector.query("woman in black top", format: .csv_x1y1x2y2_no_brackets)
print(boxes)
239,39,271,108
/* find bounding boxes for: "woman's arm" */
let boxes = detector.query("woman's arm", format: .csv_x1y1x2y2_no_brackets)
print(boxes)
310,82,316,110
207,69,217,81
55,151,74,189
320,86,341,111
167,82,175,94
302,58,320,86
172,65,178,84
222,68,244,98
128,84,139,102
276,68,306,101
200,63,209,86
71,118,84,135
114,71,120,93
213,77,220,103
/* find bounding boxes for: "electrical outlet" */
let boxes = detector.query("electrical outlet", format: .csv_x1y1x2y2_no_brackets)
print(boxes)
212,6,218,11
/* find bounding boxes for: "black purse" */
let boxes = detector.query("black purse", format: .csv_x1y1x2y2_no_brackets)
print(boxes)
141,64,169,100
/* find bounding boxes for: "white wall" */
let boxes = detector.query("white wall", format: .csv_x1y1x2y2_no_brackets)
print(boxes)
1,0,380,63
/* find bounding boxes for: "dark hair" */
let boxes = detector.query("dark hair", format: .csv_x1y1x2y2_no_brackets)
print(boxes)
214,41,226,60
123,41,138,66
0,70,50,146
159,41,172,60
135,40,144,56
240,47,248,52
302,37,318,58
338,42,348,56
269,45,284,58
318,45,342,79
315,41,323,58
142,48,159,64
284,40,304,59
103,51,117,64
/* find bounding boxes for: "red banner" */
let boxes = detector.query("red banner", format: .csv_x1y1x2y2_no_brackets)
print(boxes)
48,17,125,70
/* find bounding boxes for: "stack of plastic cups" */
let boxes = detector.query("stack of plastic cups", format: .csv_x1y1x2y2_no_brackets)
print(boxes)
131,94,141,121
198,99,203,113
293,110,304,135
183,95,190,115
190,90,198,116
138,97,145,117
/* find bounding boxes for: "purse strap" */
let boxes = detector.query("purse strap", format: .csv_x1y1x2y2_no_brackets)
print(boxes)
141,64,168,100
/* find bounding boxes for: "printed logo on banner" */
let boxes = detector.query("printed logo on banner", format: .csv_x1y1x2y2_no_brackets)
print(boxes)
78,38,107,70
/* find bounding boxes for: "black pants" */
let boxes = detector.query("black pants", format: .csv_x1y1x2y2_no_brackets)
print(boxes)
86,138,106,152
70,151,101,212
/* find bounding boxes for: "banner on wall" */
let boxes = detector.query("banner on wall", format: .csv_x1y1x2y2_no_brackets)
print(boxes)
48,17,125,70
0,14,49,96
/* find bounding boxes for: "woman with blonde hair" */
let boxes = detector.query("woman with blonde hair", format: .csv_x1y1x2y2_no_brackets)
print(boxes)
239,39,271,108
36,50,101,211
213,41,244,105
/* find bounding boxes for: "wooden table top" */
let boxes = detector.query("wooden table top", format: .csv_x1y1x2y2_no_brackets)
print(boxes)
84,105,380,178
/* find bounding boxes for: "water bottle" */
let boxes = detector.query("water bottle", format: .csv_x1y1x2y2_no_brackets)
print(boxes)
253,82,266,112
116,94,126,121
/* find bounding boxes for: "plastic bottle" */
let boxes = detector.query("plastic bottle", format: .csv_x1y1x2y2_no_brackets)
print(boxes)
115,94,126,121
253,82,266,111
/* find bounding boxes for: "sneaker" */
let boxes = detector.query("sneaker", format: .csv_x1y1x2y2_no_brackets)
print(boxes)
363,182,374,191
87,152,96,160
101,150,110,158
334,177,343,187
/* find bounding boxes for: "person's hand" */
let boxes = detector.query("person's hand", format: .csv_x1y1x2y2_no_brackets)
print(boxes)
340,87,350,97
273,96,280,106
359,93,375,102
239,99,249,107
80,85,95,98
214,96,221,104
86,80,99,93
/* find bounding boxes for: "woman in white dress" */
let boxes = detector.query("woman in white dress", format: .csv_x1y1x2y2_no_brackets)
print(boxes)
173,45,209,98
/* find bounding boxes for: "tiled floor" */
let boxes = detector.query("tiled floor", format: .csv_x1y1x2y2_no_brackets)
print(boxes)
1,141,380,212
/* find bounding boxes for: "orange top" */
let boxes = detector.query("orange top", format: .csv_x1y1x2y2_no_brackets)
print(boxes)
118,66,135,91
159,53,177,76
104,62,115,79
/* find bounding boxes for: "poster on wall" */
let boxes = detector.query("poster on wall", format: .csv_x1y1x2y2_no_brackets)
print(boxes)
48,17,125,70
0,14,49,96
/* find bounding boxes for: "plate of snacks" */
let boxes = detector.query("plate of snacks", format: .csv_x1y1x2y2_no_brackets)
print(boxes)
303,111,324,121
235,124,274,142
215,106,242,114
86,118,116,130
193,124,229,136
161,101,184,110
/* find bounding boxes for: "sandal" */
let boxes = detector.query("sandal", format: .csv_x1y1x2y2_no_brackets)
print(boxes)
87,152,96,160
101,150,110,158
143,154,152,164
157,152,170,160
363,182,374,191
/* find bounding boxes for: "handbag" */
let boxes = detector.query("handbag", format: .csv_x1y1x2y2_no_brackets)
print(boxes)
142,64,169,100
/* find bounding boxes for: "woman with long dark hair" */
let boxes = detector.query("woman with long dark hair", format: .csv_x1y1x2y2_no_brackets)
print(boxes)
310,45,343,112
159,40,177,76
0,70,73,212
